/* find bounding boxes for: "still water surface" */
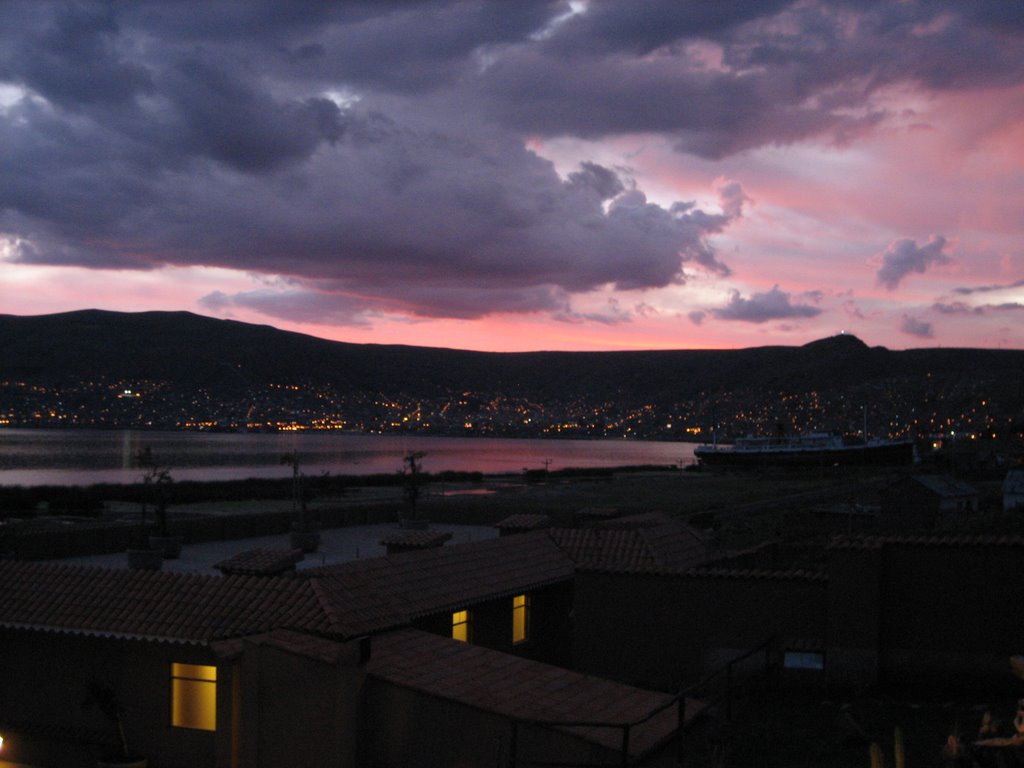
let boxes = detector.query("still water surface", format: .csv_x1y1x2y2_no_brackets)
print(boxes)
0,429,698,486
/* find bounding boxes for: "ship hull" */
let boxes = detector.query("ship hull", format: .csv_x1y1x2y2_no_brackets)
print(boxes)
694,440,915,468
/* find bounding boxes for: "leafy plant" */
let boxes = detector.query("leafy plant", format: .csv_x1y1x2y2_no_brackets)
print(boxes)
84,682,138,760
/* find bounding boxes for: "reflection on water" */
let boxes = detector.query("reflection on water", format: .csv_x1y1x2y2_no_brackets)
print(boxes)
0,428,698,486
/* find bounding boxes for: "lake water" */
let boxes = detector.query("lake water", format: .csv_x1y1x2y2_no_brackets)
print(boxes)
0,429,699,486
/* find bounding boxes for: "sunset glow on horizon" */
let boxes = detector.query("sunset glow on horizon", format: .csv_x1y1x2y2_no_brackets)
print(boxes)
1,1,1021,353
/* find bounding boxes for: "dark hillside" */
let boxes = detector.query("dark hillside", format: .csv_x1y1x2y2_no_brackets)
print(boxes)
1,310,1022,439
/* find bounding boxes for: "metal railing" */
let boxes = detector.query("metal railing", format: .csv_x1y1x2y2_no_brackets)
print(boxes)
508,636,777,768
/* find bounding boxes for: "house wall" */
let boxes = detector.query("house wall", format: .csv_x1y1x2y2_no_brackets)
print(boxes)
233,639,364,768
572,571,827,693
411,581,574,666
826,546,884,690
877,543,1024,691
827,541,1024,692
0,630,217,768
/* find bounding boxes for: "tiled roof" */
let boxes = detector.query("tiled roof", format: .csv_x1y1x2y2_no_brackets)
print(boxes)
214,548,304,576
550,514,711,573
637,519,710,570
592,511,669,530
548,528,656,571
0,561,333,645
906,474,978,498
378,530,452,548
494,514,552,531
685,567,826,582
308,532,576,636
368,628,698,758
575,507,620,520
247,628,347,665
828,534,1024,550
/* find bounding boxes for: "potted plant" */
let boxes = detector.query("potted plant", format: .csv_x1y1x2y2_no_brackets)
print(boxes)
282,453,320,552
84,682,147,768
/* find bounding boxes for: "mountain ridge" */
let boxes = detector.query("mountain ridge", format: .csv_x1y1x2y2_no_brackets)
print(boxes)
1,309,1021,439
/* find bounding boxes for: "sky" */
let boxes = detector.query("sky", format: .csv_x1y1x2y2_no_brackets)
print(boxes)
1,1,1022,352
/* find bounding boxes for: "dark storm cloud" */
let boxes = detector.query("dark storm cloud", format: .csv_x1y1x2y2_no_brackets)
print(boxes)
471,1,1023,157
160,57,346,172
710,286,822,323
1,4,152,109
550,0,794,55
1,78,745,317
900,315,934,339
0,0,1020,322
875,236,951,290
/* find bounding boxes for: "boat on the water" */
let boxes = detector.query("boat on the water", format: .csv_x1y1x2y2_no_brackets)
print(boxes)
694,432,915,468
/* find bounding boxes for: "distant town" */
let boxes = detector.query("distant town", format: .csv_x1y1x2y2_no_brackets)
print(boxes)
1,373,1017,445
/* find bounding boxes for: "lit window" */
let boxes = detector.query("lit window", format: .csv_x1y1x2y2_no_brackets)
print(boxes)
171,663,217,731
452,610,471,642
512,594,530,644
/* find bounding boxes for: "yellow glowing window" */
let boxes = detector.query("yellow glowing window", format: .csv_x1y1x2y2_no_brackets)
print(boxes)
452,610,470,642
171,663,217,731
512,594,530,644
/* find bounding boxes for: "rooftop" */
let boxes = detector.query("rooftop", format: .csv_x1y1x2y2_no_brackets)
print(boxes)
309,531,576,636
214,548,305,576
828,533,1024,550
46,522,495,574
550,512,711,573
0,560,332,645
368,627,698,758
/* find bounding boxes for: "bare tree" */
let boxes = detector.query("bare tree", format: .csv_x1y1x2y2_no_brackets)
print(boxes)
401,451,426,519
